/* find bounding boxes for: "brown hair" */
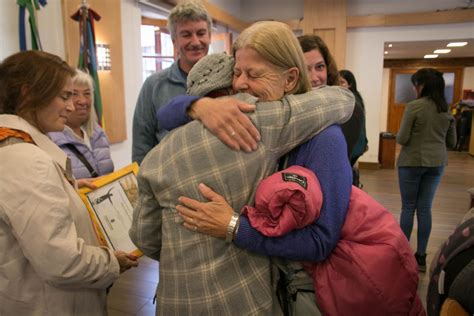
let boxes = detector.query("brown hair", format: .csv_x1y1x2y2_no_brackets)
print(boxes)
0,50,75,118
298,35,340,86
233,21,311,95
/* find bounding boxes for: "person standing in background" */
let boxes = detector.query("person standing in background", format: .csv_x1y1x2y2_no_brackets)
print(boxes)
397,68,456,272
49,69,114,183
131,1,212,164
298,35,365,186
339,69,368,187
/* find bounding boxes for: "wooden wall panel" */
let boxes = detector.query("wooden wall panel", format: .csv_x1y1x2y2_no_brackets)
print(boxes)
61,0,126,144
302,0,346,69
313,28,336,57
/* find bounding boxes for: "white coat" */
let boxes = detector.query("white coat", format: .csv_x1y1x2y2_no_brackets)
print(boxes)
0,115,120,315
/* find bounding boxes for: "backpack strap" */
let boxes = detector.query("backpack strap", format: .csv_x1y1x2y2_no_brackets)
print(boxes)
65,143,99,177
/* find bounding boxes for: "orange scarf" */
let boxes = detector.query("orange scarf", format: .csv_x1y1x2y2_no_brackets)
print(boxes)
0,127,34,144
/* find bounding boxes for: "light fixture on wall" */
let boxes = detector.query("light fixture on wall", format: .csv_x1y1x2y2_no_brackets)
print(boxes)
97,43,111,71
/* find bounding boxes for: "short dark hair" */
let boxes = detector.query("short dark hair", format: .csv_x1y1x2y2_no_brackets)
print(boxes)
411,68,448,113
297,35,340,86
0,50,75,118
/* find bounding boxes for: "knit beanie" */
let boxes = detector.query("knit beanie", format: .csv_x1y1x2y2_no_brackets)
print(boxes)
187,52,234,97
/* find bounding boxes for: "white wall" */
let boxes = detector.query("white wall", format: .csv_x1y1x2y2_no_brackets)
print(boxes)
109,0,143,169
0,0,64,59
463,67,474,91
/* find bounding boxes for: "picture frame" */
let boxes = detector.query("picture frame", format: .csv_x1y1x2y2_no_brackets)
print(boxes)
79,162,142,257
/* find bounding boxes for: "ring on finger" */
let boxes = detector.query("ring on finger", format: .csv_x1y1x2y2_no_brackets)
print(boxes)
193,226,198,231
230,130,236,137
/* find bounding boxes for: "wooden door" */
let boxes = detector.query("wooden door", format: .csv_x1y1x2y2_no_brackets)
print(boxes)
387,67,463,134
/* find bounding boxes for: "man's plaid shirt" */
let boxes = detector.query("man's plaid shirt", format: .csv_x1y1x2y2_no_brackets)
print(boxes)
130,86,354,315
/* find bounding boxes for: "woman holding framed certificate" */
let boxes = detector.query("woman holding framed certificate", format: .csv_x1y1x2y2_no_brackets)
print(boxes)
0,50,138,315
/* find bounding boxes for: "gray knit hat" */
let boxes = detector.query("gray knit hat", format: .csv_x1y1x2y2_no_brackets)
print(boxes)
187,52,234,97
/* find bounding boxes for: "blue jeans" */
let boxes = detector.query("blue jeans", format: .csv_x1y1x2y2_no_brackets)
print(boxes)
398,166,444,255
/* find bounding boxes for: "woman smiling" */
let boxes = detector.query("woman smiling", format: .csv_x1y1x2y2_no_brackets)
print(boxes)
0,50,137,315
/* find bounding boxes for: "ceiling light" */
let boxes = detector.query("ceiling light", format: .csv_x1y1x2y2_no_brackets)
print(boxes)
424,54,438,59
447,42,467,47
384,51,388,55
434,49,451,54
388,44,393,47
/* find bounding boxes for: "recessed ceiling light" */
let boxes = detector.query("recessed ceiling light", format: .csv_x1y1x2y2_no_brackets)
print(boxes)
384,51,388,55
388,44,393,47
447,42,467,47
424,54,438,59
434,49,451,54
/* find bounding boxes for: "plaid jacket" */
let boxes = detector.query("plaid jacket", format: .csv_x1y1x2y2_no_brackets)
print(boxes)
129,86,354,315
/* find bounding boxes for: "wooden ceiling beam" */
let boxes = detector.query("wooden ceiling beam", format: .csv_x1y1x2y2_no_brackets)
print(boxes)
141,17,168,28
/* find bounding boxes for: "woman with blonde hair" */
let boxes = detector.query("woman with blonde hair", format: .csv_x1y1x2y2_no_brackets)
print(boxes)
0,50,137,315
49,69,114,181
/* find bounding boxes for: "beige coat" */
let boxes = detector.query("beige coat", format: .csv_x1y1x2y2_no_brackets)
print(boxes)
0,115,120,315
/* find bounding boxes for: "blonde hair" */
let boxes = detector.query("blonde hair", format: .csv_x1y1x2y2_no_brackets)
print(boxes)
233,21,311,95
73,69,97,137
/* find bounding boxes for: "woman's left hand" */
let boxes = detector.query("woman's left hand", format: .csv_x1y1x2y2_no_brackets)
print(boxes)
176,183,235,239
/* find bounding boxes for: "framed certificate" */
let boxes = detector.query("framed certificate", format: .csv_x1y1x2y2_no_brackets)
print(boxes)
79,163,142,257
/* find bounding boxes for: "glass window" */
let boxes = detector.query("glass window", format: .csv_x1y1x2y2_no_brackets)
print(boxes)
140,25,174,82
394,72,455,105
395,74,416,104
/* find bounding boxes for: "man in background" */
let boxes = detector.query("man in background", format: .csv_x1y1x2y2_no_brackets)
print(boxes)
132,1,211,164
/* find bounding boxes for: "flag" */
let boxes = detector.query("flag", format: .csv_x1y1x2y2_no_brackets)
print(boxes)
71,5,105,127
17,0,47,51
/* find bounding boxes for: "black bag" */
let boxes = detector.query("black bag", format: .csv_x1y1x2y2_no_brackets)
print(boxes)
65,144,98,177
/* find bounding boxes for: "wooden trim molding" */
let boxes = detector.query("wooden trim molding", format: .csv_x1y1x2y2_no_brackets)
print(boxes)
141,17,168,28
384,57,474,68
358,162,380,170
347,8,474,28
283,8,474,30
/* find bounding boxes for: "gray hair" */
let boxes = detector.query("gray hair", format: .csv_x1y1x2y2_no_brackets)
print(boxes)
167,1,212,40
73,69,97,137
233,21,311,95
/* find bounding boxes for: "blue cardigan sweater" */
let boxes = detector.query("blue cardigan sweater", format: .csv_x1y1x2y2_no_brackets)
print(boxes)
158,95,352,262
